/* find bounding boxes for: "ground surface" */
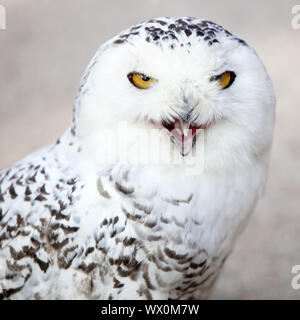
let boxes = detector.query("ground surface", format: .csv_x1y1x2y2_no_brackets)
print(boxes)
0,0,299,299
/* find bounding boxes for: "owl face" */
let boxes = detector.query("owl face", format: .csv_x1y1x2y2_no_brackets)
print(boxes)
75,18,275,171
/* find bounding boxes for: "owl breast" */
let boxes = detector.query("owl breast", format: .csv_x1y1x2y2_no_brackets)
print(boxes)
0,151,264,300
59,163,262,300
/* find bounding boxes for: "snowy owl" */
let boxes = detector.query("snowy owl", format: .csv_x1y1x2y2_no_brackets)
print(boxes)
0,17,275,300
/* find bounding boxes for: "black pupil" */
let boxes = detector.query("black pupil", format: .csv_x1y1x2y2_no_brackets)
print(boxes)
142,75,150,81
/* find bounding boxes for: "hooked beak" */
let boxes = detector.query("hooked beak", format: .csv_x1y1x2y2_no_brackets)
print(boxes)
162,118,203,156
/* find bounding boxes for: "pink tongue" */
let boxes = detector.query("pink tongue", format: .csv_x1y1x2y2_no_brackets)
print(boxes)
171,119,197,150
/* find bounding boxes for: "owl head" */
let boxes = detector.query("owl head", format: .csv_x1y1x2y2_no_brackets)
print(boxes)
71,17,275,173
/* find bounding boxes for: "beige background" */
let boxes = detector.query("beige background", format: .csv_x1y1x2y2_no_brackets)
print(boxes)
0,0,300,299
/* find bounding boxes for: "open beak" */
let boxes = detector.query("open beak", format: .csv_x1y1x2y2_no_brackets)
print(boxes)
162,118,203,156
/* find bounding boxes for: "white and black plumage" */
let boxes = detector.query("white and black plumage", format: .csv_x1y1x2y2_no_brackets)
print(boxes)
0,17,275,300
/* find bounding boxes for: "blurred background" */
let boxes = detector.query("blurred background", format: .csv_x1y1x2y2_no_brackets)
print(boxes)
0,0,299,299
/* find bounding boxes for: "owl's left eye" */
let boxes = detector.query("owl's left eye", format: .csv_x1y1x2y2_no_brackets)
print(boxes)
210,71,236,89
127,72,156,89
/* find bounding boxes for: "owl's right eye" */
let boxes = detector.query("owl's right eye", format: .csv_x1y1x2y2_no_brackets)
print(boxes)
127,72,156,89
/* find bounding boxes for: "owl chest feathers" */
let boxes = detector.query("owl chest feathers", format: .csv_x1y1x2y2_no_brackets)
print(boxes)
0,146,265,299
68,162,264,299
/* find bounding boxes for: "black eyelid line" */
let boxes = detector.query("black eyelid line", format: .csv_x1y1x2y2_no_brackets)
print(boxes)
127,73,133,82
128,71,155,79
128,71,149,77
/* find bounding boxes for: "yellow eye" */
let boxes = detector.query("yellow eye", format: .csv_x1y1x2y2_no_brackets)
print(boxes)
211,71,236,89
128,72,156,89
